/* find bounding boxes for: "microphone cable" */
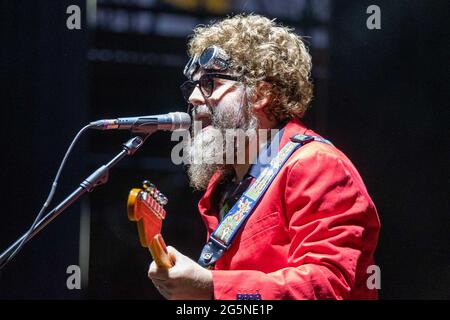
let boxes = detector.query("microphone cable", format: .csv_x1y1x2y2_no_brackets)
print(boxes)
0,124,93,271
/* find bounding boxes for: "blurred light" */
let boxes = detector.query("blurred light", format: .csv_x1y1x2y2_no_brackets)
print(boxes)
98,0,156,8
154,13,199,37
233,0,307,20
87,0,97,28
311,27,329,49
88,48,186,66
79,198,91,289
310,0,331,23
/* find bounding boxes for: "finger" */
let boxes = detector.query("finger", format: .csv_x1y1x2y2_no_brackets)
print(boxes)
159,289,171,300
148,260,170,281
151,280,171,300
166,246,178,256
166,246,182,263
151,279,167,291
169,252,177,265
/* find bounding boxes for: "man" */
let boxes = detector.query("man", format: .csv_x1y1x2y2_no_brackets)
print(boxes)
148,14,380,300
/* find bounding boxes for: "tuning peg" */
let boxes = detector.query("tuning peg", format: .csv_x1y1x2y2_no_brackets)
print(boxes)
160,196,168,205
142,180,155,191
155,190,168,205
141,180,168,205
156,192,163,204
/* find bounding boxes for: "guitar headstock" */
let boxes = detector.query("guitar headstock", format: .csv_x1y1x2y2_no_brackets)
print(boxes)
127,180,168,248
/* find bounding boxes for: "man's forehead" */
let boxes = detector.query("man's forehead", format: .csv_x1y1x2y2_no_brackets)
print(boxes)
191,69,232,81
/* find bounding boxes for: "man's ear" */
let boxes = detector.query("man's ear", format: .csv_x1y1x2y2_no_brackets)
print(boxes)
251,81,272,113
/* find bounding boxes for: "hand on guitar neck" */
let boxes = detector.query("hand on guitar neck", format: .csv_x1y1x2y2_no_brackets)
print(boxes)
127,180,213,299
149,234,174,268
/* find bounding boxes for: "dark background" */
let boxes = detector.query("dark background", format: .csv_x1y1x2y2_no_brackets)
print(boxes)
0,0,448,299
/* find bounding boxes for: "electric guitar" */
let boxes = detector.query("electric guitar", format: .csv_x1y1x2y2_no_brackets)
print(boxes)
127,180,173,269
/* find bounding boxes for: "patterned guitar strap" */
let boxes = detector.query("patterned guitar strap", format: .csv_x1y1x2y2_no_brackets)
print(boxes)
198,134,333,269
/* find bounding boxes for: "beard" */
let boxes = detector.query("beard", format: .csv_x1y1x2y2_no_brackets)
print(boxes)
186,97,258,191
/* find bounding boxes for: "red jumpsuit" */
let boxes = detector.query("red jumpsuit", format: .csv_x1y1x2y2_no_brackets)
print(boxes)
198,118,381,300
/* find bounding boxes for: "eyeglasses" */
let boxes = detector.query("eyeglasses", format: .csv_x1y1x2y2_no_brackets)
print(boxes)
180,73,240,102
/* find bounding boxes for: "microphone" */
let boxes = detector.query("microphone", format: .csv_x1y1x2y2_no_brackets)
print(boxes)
89,112,191,133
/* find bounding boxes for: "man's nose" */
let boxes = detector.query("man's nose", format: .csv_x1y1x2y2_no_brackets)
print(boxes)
188,85,205,106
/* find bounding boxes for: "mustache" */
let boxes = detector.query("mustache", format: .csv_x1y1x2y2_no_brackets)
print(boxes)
192,104,231,132
191,97,250,131
192,105,212,119
192,105,213,129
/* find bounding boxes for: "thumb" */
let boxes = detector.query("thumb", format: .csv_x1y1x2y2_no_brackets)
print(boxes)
166,246,181,264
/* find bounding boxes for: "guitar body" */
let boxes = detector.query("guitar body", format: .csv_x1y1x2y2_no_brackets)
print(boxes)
127,181,173,269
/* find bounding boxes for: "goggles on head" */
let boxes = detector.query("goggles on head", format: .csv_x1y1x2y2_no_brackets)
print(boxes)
183,45,231,80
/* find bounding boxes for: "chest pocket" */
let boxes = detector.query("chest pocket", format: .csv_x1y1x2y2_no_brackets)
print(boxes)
239,212,280,244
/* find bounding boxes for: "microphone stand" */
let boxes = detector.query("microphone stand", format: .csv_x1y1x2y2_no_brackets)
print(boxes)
0,134,149,269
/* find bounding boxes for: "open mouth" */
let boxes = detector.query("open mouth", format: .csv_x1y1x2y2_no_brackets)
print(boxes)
193,111,213,130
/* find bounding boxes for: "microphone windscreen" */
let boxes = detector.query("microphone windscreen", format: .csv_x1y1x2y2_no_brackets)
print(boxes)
170,112,191,130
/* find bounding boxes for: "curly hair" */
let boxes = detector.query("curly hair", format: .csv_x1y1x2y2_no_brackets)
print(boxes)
187,14,313,122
